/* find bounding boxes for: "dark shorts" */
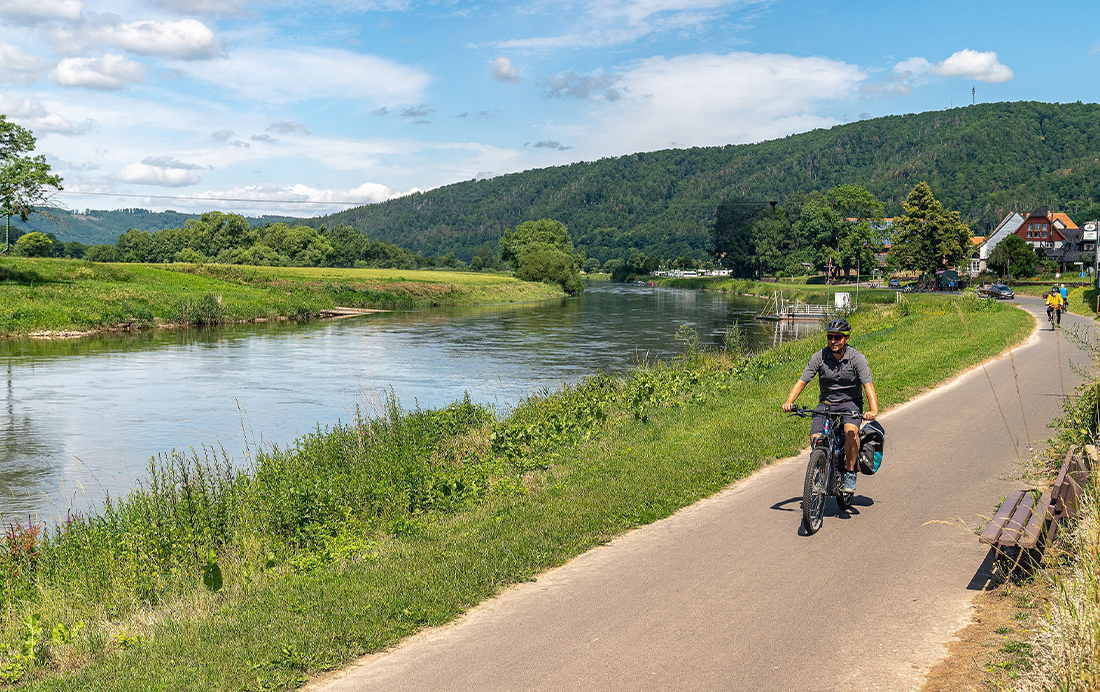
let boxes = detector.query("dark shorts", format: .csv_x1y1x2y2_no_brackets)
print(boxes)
809,401,863,437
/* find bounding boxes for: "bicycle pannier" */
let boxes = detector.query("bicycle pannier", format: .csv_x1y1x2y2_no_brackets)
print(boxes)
857,420,885,475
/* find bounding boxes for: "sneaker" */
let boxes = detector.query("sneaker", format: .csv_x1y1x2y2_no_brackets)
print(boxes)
842,472,857,493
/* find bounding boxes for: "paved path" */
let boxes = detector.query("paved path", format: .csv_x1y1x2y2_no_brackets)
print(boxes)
312,299,1091,692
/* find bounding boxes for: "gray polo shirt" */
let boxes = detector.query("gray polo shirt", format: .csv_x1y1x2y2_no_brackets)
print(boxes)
799,345,873,407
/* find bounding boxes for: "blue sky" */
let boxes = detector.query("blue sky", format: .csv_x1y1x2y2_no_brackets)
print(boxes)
1,0,1098,217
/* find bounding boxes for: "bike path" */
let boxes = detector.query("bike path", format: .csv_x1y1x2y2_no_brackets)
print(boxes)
310,299,1088,692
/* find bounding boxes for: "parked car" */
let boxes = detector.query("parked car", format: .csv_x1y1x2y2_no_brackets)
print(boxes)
987,283,1015,300
887,278,901,288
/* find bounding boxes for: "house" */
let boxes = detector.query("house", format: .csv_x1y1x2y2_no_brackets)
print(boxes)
1044,217,1098,274
970,212,1025,275
1014,207,1068,250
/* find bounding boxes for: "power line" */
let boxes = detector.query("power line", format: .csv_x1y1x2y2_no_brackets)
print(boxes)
54,190,369,206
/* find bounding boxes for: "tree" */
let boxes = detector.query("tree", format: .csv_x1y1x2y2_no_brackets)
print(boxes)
711,200,775,276
499,219,584,294
0,117,63,252
987,234,1035,278
828,184,885,278
14,230,52,257
888,182,972,274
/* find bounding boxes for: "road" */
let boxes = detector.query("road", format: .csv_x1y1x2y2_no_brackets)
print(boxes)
311,298,1090,692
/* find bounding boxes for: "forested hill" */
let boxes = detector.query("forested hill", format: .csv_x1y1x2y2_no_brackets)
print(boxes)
310,101,1100,263
13,208,297,246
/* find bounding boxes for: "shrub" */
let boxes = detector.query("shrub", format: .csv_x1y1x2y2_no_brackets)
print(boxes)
14,232,53,257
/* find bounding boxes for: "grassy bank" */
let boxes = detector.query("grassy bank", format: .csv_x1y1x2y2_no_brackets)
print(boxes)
651,276,901,305
0,294,1031,690
0,258,564,337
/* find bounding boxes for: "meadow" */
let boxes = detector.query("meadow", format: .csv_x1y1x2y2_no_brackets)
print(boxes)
0,258,564,337
0,293,1032,690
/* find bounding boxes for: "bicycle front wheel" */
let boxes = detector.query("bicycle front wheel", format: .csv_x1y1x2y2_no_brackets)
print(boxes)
802,449,827,534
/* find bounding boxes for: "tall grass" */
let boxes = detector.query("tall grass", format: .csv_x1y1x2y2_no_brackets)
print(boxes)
0,258,563,337
1019,328,1100,692
0,294,1030,690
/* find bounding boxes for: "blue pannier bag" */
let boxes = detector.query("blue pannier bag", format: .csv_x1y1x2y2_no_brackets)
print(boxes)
857,420,885,475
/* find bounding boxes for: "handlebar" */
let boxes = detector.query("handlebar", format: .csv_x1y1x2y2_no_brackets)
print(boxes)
785,404,865,421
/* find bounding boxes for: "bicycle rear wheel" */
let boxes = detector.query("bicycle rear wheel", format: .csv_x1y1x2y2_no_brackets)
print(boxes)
802,449,827,534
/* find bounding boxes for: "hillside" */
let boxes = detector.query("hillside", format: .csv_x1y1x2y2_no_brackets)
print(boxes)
309,101,1100,262
12,208,297,246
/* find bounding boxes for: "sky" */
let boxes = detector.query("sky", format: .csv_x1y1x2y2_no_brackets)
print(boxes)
1,0,1099,218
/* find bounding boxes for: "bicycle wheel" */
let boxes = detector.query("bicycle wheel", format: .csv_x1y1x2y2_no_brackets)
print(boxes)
802,449,827,534
836,485,854,511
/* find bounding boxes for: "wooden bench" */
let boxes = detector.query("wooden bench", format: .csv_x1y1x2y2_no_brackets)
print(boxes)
980,445,1093,558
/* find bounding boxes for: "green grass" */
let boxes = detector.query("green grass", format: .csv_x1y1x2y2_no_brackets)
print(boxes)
0,294,1032,690
651,276,903,305
0,258,565,337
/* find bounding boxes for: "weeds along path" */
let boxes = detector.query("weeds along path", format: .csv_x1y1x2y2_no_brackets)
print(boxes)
4,296,1060,691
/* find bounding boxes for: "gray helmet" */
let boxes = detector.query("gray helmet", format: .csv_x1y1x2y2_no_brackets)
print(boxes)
825,318,851,335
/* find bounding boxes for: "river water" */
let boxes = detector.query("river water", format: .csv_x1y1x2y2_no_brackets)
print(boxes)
0,283,819,521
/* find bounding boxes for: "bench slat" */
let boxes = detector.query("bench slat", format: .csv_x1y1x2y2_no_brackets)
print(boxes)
1017,492,1053,549
1000,492,1038,546
980,491,1025,545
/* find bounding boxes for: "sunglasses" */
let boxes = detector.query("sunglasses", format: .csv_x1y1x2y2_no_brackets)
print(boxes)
826,334,848,341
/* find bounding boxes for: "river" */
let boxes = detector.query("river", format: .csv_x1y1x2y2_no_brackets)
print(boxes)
0,283,819,521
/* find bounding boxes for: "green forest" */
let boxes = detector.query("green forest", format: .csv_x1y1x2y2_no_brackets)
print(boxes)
308,101,1100,262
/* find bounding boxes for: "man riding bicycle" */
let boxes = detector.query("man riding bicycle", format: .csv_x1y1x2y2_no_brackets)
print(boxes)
1046,289,1064,328
781,319,879,494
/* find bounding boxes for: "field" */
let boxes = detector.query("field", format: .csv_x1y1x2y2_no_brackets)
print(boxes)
0,294,1033,690
0,258,565,337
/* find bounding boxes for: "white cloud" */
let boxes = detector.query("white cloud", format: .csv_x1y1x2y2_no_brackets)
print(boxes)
0,0,83,24
932,49,1013,83
267,120,309,134
46,16,223,61
118,160,202,186
0,95,96,135
490,56,520,83
94,18,222,61
0,42,44,84
50,54,147,90
571,52,865,155
150,0,250,15
179,48,430,103
497,0,766,51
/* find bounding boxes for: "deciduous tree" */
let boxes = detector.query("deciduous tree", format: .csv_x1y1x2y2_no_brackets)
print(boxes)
0,117,62,251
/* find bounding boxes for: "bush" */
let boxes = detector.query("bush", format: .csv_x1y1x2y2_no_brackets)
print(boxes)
14,232,53,257
85,245,120,262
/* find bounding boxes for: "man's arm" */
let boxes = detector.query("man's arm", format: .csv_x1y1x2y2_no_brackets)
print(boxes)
863,382,878,420
782,379,806,412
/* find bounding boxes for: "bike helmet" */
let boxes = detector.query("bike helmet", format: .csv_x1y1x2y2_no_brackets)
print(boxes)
825,318,851,335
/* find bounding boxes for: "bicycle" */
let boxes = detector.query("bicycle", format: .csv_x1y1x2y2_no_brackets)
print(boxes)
1047,306,1060,330
787,404,859,534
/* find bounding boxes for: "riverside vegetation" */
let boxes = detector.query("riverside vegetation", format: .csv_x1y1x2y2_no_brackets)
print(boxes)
0,257,563,337
0,293,1031,690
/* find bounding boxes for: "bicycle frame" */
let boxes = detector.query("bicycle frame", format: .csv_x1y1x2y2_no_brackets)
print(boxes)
789,404,857,534
813,410,848,495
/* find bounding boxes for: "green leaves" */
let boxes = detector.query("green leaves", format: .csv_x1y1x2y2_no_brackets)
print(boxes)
202,549,223,592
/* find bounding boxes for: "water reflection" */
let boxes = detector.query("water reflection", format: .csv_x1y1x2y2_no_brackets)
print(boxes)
0,283,814,520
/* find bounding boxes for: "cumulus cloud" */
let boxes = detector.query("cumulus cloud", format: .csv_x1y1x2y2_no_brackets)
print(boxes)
118,159,203,187
267,120,309,134
49,54,147,89
179,48,430,103
372,106,388,116
871,50,1013,95
534,140,571,150
544,71,620,100
490,56,520,83
932,49,1013,83
572,51,865,155
0,0,83,24
150,0,248,15
251,133,277,142
0,42,45,84
210,129,234,141
90,18,222,61
0,94,95,135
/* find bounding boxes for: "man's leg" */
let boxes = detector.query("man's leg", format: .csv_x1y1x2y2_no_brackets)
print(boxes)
843,423,861,472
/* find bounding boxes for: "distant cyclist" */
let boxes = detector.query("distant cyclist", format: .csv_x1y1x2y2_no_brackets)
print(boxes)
782,319,879,494
1046,289,1064,328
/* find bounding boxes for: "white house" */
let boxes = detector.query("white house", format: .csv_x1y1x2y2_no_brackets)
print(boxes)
970,211,1025,275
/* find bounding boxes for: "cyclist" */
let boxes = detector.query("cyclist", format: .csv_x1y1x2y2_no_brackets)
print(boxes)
1046,289,1064,328
782,318,879,493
